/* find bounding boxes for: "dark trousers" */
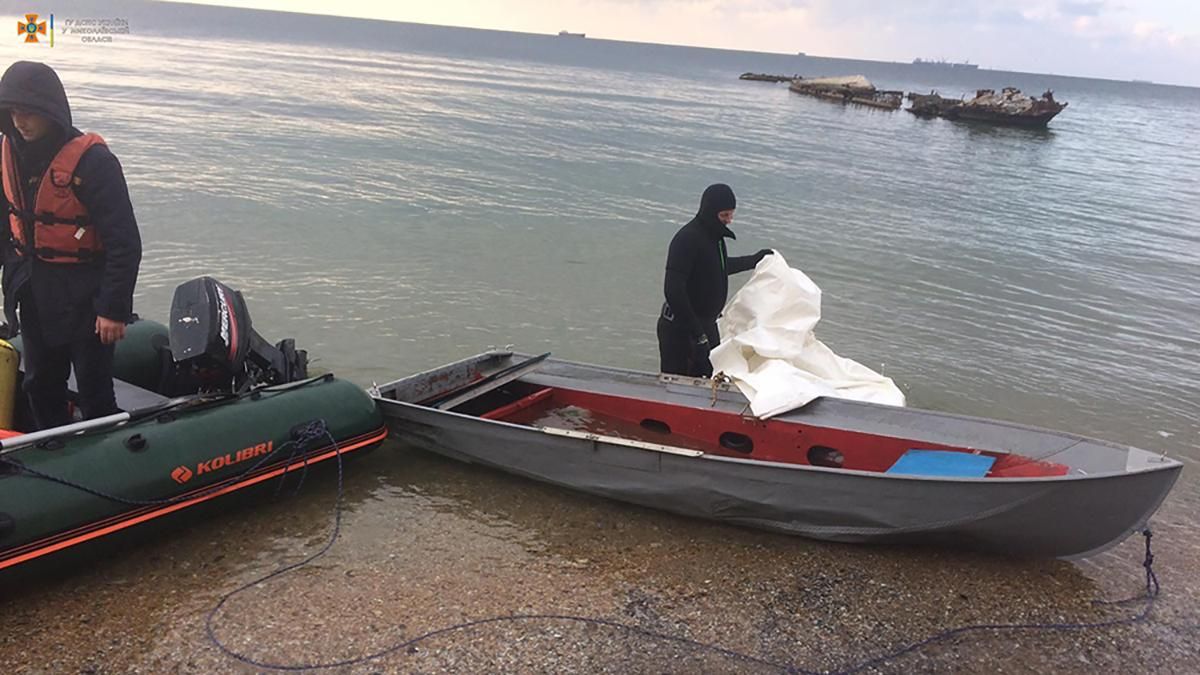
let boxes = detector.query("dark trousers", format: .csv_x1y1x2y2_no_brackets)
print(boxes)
19,301,118,430
657,315,718,378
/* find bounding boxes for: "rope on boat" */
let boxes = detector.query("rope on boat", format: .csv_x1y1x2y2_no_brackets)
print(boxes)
200,452,1164,674
1094,528,1159,605
709,372,733,407
271,421,327,499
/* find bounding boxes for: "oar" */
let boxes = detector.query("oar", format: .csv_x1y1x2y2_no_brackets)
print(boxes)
0,391,240,455
0,412,131,454
431,352,551,411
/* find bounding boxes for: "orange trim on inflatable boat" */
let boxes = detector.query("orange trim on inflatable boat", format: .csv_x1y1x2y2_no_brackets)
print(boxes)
0,426,388,571
1,426,390,559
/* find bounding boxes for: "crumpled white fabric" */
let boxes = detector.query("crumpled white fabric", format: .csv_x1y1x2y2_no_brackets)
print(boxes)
709,252,905,418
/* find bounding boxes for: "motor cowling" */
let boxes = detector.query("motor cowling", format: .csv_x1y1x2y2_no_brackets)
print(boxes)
167,277,307,392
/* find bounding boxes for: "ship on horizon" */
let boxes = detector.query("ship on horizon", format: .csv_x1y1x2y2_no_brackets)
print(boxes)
912,58,979,71
558,30,586,38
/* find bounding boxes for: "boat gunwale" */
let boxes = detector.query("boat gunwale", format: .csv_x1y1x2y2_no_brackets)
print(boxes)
375,352,1180,470
373,395,1180,484
518,354,1179,461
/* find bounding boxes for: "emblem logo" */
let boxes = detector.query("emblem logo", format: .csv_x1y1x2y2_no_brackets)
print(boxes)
170,465,194,484
18,14,47,43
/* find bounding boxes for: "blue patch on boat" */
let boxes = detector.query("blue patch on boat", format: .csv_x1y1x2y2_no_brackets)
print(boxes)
886,449,996,478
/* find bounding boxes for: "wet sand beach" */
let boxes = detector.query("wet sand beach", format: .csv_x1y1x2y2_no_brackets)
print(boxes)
2,443,1197,673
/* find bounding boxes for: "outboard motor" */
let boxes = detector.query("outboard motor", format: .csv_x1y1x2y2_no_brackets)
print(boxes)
167,277,308,393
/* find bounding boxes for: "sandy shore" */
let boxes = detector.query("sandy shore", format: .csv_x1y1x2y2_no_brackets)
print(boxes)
2,443,1197,673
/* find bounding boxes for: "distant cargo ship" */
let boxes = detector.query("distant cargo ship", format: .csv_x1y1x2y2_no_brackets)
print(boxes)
557,30,586,38
912,58,979,70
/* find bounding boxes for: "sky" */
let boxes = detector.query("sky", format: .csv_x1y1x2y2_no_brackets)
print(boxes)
164,0,1199,85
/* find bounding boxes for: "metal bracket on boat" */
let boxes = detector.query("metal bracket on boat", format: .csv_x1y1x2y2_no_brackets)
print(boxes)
658,373,738,392
484,345,517,357
539,426,704,458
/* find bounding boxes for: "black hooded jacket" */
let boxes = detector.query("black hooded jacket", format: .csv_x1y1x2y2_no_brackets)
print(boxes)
662,184,761,339
0,61,141,344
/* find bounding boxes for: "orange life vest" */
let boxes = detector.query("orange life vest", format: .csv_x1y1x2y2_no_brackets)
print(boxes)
1,132,106,263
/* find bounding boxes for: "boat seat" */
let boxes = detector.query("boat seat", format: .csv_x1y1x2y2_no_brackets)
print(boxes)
885,449,996,478
111,378,171,411
65,372,171,412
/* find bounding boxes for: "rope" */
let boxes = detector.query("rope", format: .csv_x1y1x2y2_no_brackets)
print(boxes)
710,371,732,407
204,423,355,669
802,530,1160,675
203,423,795,673
272,422,323,499
1094,528,1159,605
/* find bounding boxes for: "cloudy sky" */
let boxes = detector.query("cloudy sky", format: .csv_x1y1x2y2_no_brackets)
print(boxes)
185,1,1198,85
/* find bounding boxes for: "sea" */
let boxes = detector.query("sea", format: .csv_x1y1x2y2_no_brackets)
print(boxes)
0,0,1197,671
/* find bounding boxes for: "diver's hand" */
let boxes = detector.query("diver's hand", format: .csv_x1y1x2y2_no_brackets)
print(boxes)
96,316,126,345
689,333,712,369
690,335,715,377
754,248,774,263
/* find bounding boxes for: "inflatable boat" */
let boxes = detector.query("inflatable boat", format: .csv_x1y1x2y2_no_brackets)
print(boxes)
0,277,386,577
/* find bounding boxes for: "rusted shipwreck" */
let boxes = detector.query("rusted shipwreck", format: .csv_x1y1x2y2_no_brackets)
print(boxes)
788,75,902,110
739,72,797,83
907,87,1068,127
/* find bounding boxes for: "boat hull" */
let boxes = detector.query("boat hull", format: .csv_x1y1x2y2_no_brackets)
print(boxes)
945,108,1064,128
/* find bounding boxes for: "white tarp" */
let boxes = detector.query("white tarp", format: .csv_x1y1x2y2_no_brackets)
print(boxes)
709,252,905,418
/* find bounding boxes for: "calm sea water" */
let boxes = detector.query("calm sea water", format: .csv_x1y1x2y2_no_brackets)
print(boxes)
1,0,1198,621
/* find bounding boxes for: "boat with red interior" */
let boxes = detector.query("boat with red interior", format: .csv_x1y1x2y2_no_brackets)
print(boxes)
372,351,1181,559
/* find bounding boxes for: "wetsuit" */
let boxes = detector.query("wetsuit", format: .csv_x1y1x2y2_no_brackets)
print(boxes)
657,183,769,377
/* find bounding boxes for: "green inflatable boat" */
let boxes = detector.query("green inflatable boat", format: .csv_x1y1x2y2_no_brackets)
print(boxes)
0,277,386,578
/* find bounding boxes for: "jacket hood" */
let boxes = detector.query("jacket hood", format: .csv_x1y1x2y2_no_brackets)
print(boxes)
691,183,737,239
0,61,73,139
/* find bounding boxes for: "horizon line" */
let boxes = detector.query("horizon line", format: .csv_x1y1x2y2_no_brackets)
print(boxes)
154,0,1197,90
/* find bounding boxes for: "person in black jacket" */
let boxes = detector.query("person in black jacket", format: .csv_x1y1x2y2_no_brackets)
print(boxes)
0,61,142,429
657,183,771,377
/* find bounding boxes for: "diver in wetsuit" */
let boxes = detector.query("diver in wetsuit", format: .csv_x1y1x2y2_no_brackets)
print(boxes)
657,183,771,377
